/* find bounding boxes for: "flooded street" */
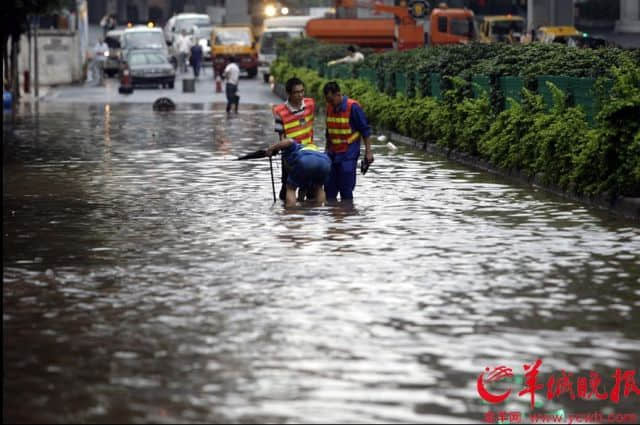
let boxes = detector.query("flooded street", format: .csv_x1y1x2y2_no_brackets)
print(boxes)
3,103,640,423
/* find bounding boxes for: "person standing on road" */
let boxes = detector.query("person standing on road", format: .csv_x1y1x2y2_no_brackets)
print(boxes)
272,77,316,201
175,30,192,73
89,38,109,84
190,40,203,78
223,57,240,114
266,139,330,208
323,81,373,202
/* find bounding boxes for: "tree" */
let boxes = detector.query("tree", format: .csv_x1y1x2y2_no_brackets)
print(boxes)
2,0,73,101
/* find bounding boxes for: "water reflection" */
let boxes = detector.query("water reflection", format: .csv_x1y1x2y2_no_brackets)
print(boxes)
3,103,640,423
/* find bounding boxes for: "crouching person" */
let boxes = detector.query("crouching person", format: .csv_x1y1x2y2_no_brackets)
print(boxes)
266,139,330,207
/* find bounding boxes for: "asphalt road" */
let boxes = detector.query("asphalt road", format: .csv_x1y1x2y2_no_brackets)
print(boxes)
41,66,282,106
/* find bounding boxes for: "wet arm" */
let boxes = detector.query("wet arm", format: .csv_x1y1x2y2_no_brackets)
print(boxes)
267,139,294,156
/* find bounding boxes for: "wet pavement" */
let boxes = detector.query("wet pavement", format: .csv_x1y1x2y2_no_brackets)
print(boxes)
43,67,278,106
3,99,640,423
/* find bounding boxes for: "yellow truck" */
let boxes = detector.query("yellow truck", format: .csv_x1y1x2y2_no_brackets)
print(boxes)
536,26,582,44
477,15,525,43
211,26,258,78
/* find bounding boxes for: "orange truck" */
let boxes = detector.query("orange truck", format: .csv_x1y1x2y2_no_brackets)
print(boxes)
305,1,475,50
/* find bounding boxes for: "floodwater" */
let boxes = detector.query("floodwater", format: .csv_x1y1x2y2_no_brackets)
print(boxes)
3,103,640,423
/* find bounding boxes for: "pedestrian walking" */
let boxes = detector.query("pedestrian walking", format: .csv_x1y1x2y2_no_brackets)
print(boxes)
272,77,316,200
175,30,192,73
223,57,240,114
89,38,108,84
266,139,330,208
323,81,374,202
190,40,203,78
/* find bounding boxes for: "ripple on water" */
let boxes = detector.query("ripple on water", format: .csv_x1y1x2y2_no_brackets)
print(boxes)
3,103,640,423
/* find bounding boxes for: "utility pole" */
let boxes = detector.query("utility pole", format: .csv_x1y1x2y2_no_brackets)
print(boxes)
34,16,39,100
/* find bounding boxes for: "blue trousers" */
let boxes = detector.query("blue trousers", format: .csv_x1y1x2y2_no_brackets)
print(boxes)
287,151,331,190
325,157,358,200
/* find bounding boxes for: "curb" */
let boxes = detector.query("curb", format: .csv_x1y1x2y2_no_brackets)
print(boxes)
384,130,640,221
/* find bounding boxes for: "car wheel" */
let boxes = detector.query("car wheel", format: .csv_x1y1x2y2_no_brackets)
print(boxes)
263,73,269,83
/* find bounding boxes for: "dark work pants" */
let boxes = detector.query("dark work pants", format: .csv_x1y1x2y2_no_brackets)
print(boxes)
225,83,239,112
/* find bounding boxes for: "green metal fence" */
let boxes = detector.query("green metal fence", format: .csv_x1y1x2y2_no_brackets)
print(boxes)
569,77,597,124
358,67,378,87
537,75,571,110
499,76,524,108
296,61,611,124
395,72,409,97
430,73,442,100
472,75,491,98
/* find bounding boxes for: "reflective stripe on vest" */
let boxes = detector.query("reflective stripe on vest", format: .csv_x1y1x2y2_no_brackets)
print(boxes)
326,98,361,153
273,98,315,146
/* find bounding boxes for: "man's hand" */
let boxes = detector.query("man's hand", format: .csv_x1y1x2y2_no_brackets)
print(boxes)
365,147,374,165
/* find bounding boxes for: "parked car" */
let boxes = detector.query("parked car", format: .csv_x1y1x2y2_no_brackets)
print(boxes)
120,49,175,90
103,28,124,77
164,13,211,46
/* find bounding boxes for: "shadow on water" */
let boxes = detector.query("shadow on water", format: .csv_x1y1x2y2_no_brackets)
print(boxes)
3,103,640,423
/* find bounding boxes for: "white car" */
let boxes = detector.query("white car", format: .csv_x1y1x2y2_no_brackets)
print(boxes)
164,13,211,46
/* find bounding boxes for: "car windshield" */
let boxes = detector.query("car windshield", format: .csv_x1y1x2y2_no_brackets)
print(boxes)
176,17,211,33
260,31,299,54
451,18,475,37
194,26,213,39
215,29,251,46
105,35,121,48
123,31,165,49
128,52,168,66
491,20,524,35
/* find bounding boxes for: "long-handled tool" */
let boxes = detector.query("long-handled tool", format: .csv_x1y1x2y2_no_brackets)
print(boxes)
236,149,267,160
269,155,276,203
236,149,278,202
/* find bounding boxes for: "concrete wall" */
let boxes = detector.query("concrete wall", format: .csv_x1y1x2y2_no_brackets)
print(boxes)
527,0,574,31
18,30,84,87
616,0,640,33
224,0,249,24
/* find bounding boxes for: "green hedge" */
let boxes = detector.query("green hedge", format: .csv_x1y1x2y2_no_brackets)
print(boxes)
271,58,640,198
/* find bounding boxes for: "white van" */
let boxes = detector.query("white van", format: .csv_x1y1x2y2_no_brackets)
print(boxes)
122,26,168,57
164,13,211,46
258,16,311,83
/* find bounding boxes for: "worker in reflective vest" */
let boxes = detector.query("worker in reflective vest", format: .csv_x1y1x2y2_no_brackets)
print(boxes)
273,77,316,200
323,81,374,201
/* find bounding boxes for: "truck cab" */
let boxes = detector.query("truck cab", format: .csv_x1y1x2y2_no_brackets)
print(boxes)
477,15,525,43
428,8,476,45
211,26,258,78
